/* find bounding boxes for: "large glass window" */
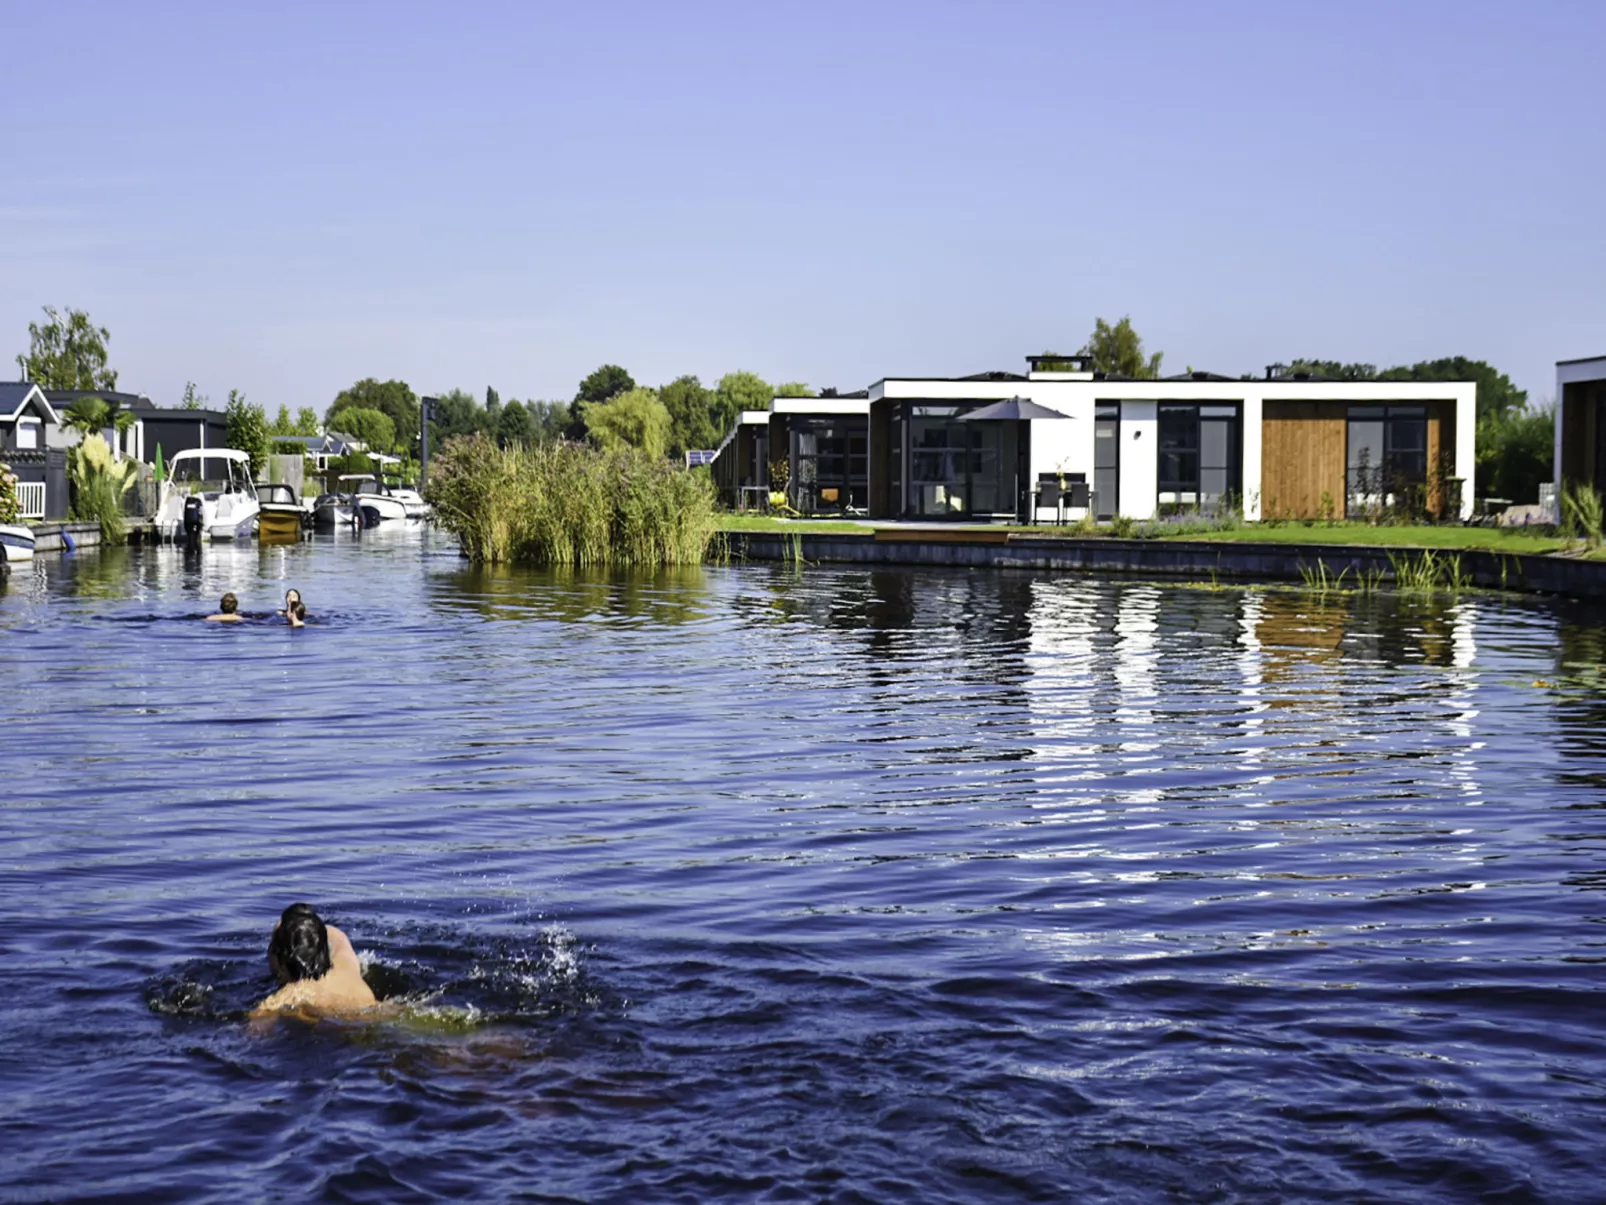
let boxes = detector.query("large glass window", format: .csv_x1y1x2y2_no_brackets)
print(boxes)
1158,403,1241,510
898,404,1019,519
1346,405,1426,515
791,416,868,512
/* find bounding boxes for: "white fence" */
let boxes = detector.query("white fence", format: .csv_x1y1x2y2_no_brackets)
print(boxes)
15,482,45,519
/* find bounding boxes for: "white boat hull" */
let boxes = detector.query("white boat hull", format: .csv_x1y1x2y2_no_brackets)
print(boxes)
356,495,409,523
0,523,35,563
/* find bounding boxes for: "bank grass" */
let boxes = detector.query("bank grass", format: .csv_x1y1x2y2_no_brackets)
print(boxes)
1166,523,1570,556
716,513,875,534
427,434,717,566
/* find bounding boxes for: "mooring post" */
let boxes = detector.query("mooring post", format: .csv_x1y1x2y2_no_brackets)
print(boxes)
420,396,437,490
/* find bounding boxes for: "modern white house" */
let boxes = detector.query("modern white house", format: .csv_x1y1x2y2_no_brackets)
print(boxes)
714,355,1477,523
1556,354,1606,500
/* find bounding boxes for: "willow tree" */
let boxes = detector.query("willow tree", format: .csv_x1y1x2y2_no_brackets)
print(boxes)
16,306,118,390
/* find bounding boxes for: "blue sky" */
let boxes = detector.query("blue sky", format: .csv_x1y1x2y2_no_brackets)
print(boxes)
3,0,1602,412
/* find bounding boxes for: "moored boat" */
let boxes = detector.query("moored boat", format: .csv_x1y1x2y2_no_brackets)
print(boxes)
153,450,260,541
257,482,308,541
349,476,408,524
0,523,35,563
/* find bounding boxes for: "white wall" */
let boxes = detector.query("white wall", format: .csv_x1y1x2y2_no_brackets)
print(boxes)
1118,401,1158,519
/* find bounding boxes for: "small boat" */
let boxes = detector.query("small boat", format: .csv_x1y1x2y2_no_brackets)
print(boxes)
348,476,408,524
371,456,429,520
311,490,357,530
153,449,260,541
0,523,35,564
257,482,308,542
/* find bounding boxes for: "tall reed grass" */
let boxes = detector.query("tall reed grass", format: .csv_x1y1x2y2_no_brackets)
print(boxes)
425,435,717,567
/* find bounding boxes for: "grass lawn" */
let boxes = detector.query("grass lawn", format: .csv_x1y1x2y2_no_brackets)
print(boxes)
716,514,874,534
1161,524,1573,556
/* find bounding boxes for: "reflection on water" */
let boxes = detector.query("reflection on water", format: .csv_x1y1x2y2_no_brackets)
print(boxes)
3,540,1606,1201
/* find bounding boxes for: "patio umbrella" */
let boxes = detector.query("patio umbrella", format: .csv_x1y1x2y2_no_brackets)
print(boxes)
958,396,1072,422
153,444,165,484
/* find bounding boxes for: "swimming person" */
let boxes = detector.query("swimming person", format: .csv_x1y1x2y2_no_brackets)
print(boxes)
204,593,243,623
287,600,306,628
278,588,302,616
252,903,378,1017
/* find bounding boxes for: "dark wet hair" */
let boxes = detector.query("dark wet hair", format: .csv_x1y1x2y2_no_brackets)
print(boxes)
290,601,306,621
220,592,238,614
285,588,301,607
269,903,331,982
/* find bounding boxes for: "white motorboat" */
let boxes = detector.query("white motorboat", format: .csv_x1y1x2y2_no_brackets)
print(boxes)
348,476,408,524
0,523,35,563
370,455,429,520
312,489,357,530
153,449,260,541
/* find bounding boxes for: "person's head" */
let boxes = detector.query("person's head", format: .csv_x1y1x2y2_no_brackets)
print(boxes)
220,592,238,615
268,903,331,983
288,600,306,627
285,588,301,608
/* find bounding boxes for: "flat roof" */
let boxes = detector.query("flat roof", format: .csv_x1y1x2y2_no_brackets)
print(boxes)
1557,354,1606,366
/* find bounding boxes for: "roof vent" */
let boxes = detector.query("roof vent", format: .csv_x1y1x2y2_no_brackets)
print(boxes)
1265,363,1289,380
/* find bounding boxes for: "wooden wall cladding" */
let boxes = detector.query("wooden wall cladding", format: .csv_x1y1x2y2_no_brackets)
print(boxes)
1260,401,1348,519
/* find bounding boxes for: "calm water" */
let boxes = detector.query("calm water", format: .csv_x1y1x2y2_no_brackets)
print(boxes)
2,533,1605,1203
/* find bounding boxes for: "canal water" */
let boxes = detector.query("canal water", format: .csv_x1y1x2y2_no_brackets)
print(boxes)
2,533,1604,1202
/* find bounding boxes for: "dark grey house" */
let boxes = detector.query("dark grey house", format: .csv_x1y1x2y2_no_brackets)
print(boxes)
1,383,67,519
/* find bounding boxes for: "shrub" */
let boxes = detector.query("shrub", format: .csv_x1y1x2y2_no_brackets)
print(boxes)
68,433,138,543
425,434,716,566
0,462,19,524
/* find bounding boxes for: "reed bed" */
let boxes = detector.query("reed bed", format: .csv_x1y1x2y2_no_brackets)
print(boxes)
426,435,717,567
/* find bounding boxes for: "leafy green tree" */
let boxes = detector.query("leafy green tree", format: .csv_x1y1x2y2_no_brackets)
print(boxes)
659,375,717,457
1286,359,1379,381
497,399,533,448
570,364,636,440
180,381,208,410
711,371,774,439
584,387,671,459
269,404,295,435
332,406,396,453
224,389,269,474
295,407,320,435
486,386,500,409
1379,357,1527,424
526,400,571,445
15,306,118,390
326,379,419,452
776,382,814,397
429,388,487,448
1080,316,1163,379
1477,405,1554,501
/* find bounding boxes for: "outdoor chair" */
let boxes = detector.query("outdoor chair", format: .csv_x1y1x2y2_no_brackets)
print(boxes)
1035,481,1063,524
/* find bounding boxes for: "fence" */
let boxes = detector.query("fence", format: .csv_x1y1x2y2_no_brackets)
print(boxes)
16,482,45,519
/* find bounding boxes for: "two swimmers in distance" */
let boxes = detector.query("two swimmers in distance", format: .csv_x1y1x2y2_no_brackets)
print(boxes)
251,903,378,1019
204,588,308,626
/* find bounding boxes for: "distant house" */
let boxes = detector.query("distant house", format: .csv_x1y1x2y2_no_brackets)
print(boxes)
289,432,367,471
0,383,67,519
1556,355,1606,500
45,389,154,458
711,356,1477,522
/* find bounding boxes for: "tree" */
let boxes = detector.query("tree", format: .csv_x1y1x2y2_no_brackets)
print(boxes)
269,404,295,435
61,396,134,441
15,306,118,390
1287,359,1379,381
224,389,269,474
1379,356,1527,424
180,381,208,410
711,371,774,439
295,407,320,435
570,364,636,441
496,399,533,448
486,386,500,409
1079,316,1163,379
326,379,419,452
429,388,487,448
526,400,571,445
776,382,814,397
659,375,718,458
332,406,396,453
583,387,671,459
1478,404,1554,502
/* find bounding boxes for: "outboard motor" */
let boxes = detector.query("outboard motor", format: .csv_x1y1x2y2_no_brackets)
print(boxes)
182,496,205,552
